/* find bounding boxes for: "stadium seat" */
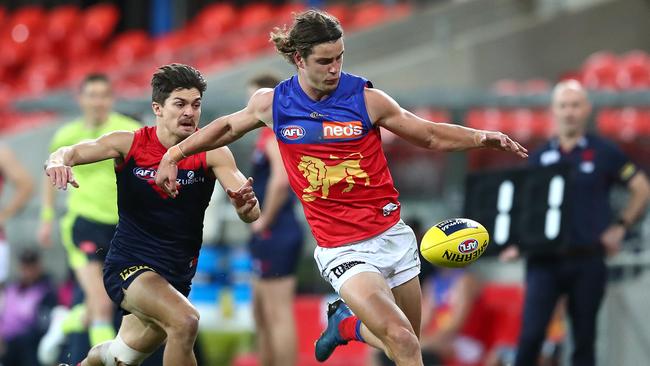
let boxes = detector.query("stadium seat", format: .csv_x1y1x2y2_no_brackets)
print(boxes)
616,50,650,90
105,30,150,68
238,3,275,31
597,107,650,142
323,4,351,28
349,1,391,30
276,3,307,26
193,2,237,39
82,3,120,43
581,51,619,90
521,78,551,95
47,5,81,44
491,79,520,96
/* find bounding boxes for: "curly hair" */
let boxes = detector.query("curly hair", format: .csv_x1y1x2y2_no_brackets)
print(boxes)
270,9,343,66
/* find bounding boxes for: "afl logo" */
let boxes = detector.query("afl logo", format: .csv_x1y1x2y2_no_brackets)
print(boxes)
281,125,305,140
458,239,479,254
133,167,156,180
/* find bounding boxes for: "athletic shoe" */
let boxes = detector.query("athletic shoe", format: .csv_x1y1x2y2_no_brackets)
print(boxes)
314,298,353,362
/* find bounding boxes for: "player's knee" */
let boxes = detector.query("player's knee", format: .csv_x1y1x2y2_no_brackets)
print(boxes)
384,324,419,356
168,308,200,340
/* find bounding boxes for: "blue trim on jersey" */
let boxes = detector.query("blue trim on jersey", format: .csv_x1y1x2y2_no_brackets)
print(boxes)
272,72,374,144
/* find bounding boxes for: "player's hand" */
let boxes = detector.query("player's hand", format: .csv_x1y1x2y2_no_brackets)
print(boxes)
499,245,520,262
37,221,53,247
155,153,180,198
478,131,528,158
45,162,79,190
227,178,259,222
601,224,625,256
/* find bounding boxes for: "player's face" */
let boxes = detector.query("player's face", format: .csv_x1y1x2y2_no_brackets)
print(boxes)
552,87,591,137
79,80,113,125
156,88,202,139
301,38,344,94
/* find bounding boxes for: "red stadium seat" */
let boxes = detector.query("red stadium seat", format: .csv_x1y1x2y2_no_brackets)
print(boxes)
105,30,150,67
193,2,237,39
581,51,619,90
411,107,451,123
491,78,521,96
521,78,551,95
238,3,275,31
616,50,650,90
349,1,391,30
597,107,650,142
323,4,350,28
82,3,120,43
47,5,81,44
276,3,307,26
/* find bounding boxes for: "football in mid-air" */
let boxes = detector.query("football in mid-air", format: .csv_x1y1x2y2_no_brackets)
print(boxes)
420,218,490,268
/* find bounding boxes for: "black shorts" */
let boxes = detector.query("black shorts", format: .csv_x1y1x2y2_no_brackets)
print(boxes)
249,227,303,279
103,254,193,312
71,215,116,263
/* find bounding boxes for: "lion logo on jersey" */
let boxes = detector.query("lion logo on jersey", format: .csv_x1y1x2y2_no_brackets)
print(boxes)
297,153,370,202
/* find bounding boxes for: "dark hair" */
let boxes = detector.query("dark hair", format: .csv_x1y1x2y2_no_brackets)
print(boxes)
151,63,207,105
248,73,281,89
80,73,110,92
19,248,40,264
270,9,343,65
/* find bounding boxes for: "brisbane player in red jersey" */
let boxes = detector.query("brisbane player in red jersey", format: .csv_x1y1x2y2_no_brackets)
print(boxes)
156,10,526,366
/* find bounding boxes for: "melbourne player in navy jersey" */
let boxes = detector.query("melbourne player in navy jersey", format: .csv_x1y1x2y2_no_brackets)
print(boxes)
247,74,305,366
45,64,260,366
156,11,527,366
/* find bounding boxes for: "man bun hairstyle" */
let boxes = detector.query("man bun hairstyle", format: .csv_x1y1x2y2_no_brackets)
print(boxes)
270,9,343,65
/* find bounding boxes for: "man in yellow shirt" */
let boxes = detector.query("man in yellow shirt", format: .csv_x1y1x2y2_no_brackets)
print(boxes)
38,74,140,353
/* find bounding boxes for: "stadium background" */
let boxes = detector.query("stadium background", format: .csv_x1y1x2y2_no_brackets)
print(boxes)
0,0,649,365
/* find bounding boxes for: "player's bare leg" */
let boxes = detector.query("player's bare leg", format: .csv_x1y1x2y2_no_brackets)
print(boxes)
390,277,422,339
254,277,298,366
120,271,200,366
75,261,115,345
80,314,166,366
316,271,423,366
252,285,273,366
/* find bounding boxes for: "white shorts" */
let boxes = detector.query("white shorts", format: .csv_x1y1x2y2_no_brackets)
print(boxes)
314,219,421,293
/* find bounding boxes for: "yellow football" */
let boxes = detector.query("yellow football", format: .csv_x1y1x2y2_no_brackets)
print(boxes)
420,218,490,268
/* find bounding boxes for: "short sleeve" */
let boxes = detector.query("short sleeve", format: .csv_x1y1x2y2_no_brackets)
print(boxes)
603,141,637,184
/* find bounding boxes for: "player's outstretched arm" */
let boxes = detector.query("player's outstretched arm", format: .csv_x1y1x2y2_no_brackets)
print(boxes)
44,131,134,190
367,88,527,157
208,147,261,223
156,88,273,197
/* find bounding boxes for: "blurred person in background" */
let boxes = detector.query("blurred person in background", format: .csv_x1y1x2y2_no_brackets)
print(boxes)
0,145,34,287
501,80,650,366
46,63,259,366
155,10,527,366
246,73,304,366
37,73,141,356
0,248,57,366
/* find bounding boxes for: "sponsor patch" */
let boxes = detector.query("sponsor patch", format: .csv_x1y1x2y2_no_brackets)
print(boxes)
119,265,155,281
323,121,363,139
331,261,365,279
435,219,478,236
281,125,306,140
